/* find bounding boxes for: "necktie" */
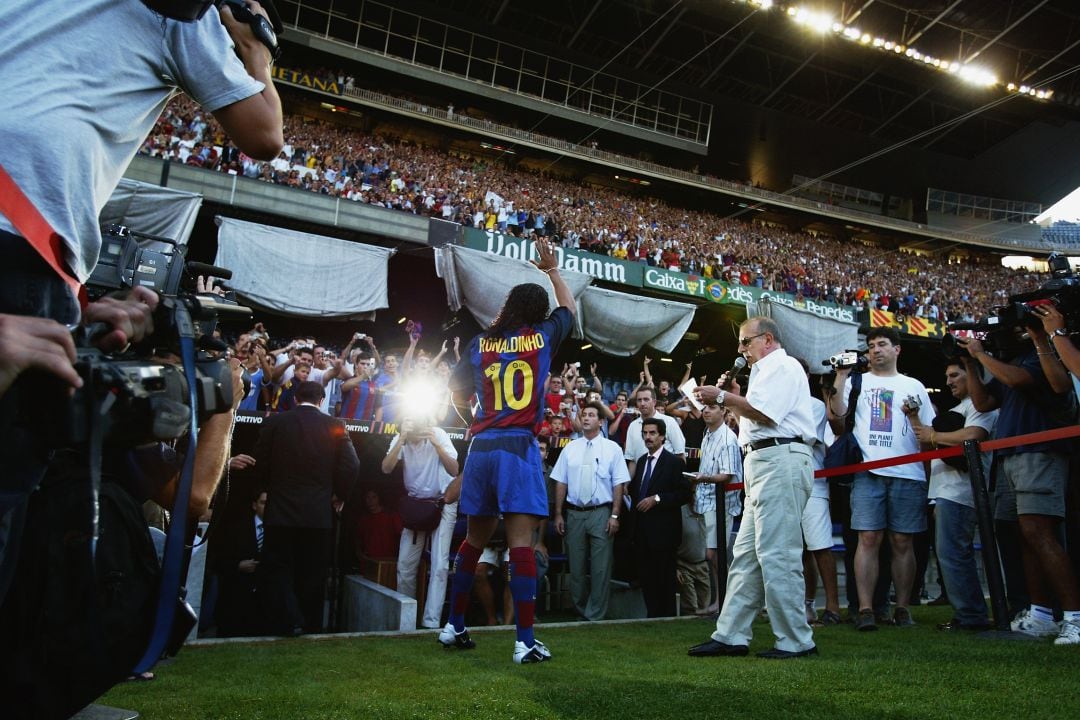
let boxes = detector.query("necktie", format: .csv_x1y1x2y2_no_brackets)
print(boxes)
255,521,264,552
641,455,655,498
577,441,595,505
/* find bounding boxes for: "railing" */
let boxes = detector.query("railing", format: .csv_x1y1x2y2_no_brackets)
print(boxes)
278,0,711,147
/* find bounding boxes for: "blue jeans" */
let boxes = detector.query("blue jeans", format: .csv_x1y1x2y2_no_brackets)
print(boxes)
934,499,988,626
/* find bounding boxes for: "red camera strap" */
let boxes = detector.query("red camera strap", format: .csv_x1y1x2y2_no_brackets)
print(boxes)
0,163,87,309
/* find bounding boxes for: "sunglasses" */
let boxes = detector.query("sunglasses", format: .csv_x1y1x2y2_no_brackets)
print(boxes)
738,332,767,347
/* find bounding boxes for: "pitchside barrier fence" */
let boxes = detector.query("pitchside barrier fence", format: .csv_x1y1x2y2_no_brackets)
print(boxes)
816,423,1080,631
227,413,1079,630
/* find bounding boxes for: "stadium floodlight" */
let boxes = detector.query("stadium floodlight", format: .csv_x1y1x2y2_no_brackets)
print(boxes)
771,1,1057,103
957,64,997,87
790,7,833,33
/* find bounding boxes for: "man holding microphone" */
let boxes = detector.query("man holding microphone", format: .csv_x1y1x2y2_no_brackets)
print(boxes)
688,316,818,659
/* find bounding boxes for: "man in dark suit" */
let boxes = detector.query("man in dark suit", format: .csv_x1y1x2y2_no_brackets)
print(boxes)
629,418,690,617
252,381,360,635
215,489,267,637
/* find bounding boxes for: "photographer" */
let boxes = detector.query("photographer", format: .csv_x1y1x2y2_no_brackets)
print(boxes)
826,328,934,631
381,416,460,629
959,324,1080,645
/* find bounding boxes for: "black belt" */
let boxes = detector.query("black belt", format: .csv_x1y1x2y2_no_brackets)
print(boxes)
743,437,804,455
566,502,612,511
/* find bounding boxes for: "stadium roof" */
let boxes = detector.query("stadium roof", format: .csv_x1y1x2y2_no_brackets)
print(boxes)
420,0,1080,160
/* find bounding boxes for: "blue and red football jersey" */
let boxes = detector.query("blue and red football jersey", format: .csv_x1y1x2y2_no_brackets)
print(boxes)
456,307,572,435
339,379,382,421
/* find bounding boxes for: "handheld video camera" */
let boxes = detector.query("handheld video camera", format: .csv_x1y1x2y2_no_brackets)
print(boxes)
821,350,868,397
822,351,868,372
44,225,253,448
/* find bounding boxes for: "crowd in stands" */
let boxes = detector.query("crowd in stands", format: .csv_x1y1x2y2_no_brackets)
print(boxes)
143,87,1049,325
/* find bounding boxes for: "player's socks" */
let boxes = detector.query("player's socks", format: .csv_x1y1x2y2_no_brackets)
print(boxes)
508,546,537,647
448,541,482,633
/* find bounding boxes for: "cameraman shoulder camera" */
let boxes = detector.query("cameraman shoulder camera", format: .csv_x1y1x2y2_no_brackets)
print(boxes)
0,1,283,708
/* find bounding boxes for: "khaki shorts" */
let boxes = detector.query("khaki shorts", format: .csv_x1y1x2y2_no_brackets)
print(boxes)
993,451,1068,521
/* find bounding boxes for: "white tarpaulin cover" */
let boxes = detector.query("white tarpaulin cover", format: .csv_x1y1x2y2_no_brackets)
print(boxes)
436,245,697,355
749,298,859,371
215,216,394,317
100,179,202,244
436,245,591,336
579,286,696,356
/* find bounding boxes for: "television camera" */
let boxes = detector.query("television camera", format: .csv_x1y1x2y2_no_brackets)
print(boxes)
943,253,1080,360
49,224,253,448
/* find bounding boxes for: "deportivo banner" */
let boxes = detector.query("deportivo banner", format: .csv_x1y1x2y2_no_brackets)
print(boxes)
271,66,343,96
463,228,857,324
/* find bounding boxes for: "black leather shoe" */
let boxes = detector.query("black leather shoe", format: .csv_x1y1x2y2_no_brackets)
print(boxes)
756,646,819,659
688,639,750,657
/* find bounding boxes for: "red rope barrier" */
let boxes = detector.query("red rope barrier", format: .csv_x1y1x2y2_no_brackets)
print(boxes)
814,423,1080,479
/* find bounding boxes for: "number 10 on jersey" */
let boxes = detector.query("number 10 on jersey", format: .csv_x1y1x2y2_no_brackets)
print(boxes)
483,360,534,411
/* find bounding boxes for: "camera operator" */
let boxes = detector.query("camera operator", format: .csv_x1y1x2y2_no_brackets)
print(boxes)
826,328,934,631
959,323,1080,645
1,2,284,712
0,0,283,582
1032,304,1080,380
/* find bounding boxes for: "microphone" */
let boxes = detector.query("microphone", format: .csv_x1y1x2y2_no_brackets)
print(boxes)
720,357,747,390
187,261,233,280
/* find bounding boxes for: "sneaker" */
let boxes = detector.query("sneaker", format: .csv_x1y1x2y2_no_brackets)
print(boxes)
513,640,551,664
1054,619,1080,646
819,610,842,626
893,607,915,627
1011,609,1060,638
437,623,476,650
854,609,877,632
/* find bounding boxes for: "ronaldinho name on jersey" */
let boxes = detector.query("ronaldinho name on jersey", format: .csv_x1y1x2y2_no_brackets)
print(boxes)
478,332,547,355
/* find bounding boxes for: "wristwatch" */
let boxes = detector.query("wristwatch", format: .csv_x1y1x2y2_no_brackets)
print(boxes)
1053,329,1068,337
653,494,660,504
610,513,620,520
716,389,727,406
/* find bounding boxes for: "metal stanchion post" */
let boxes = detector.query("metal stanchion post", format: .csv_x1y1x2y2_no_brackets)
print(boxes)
964,439,1009,631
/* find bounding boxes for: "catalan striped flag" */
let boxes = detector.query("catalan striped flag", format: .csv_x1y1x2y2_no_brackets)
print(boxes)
870,309,901,328
906,317,934,337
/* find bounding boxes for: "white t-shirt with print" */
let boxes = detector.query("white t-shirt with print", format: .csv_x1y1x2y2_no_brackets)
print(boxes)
848,372,934,481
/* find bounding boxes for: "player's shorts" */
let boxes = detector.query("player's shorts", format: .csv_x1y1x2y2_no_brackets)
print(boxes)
460,429,548,517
